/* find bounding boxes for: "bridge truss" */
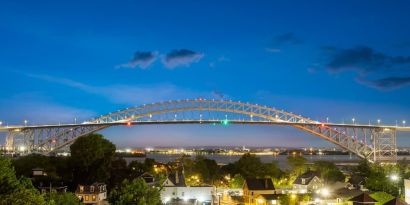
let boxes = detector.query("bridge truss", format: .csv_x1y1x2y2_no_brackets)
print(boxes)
2,99,403,163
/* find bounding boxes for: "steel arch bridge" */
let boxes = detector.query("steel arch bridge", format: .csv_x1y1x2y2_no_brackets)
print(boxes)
1,99,409,163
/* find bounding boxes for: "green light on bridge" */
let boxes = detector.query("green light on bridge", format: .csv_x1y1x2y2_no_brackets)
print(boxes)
221,119,229,126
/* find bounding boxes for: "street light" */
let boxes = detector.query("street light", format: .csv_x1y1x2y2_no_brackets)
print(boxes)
0,121,2,126
24,120,28,126
390,174,399,182
326,117,329,123
403,120,406,127
352,118,355,124
377,119,381,125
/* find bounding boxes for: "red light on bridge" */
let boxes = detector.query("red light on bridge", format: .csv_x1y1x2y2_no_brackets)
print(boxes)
126,122,132,126
321,123,325,127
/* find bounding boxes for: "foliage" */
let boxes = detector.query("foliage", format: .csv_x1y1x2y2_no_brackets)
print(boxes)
313,161,345,183
44,192,80,205
229,174,244,188
70,133,116,184
193,156,220,185
355,159,372,177
370,192,395,205
109,178,161,205
0,156,47,205
287,156,307,175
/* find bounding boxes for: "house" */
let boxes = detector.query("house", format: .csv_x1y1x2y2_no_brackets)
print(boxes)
292,171,323,193
37,181,68,193
161,165,214,205
243,178,277,205
347,193,377,205
138,172,155,185
75,183,107,205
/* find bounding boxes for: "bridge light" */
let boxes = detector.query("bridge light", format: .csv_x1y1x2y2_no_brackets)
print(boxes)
0,121,2,126
221,119,229,126
403,120,406,126
352,118,355,124
126,122,132,126
377,119,381,125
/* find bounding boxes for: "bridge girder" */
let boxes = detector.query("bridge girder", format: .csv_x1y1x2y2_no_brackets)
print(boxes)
3,99,398,163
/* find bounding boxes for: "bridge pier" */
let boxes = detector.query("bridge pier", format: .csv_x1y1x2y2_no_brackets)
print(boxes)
372,128,397,163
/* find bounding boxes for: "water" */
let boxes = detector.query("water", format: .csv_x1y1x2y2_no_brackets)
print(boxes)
124,153,360,169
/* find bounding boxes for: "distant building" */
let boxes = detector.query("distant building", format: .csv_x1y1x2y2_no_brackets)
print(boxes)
243,178,277,205
161,165,214,205
75,183,107,205
292,170,323,193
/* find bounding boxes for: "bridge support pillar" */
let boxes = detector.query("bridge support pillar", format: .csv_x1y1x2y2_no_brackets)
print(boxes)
373,128,397,163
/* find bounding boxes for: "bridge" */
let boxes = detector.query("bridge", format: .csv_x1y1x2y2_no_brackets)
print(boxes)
1,99,409,163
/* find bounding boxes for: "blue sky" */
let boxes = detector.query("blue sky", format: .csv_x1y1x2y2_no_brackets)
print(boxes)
1,0,410,147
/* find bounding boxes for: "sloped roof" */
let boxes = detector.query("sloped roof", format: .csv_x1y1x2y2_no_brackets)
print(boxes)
293,170,320,185
348,193,377,203
384,198,406,205
333,188,364,199
245,178,275,190
166,170,186,187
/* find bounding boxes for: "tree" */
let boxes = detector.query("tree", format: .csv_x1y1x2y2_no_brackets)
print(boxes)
235,153,265,178
261,162,283,179
70,133,116,184
0,156,47,205
356,159,372,177
109,178,161,205
194,156,220,185
229,174,244,188
287,156,307,175
44,192,80,205
109,158,129,189
313,161,345,183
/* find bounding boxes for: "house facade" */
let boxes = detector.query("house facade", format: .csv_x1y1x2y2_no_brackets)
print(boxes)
292,171,323,193
75,183,107,205
161,166,214,204
243,178,277,205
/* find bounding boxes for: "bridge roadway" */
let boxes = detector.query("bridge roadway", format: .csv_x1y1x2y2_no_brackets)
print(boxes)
1,120,409,132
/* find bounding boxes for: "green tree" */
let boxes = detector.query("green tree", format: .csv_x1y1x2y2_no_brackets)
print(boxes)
261,162,283,179
70,133,116,184
45,192,80,205
313,161,345,183
229,174,244,188
0,156,47,205
287,156,307,175
356,159,372,177
109,178,161,205
235,153,265,178
194,156,220,185
109,158,129,189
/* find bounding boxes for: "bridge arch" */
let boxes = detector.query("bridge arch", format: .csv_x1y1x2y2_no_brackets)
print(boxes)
6,99,396,163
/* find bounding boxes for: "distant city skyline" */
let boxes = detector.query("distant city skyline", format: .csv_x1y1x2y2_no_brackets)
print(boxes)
1,0,410,147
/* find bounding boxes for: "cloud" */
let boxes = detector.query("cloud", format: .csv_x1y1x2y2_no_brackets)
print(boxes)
26,73,219,105
356,77,410,90
322,46,410,74
266,32,303,53
318,45,410,90
116,51,158,69
162,49,204,68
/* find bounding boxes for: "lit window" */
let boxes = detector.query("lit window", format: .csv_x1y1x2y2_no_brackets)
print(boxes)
90,186,94,193
79,186,84,192
92,195,96,201
85,195,89,201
